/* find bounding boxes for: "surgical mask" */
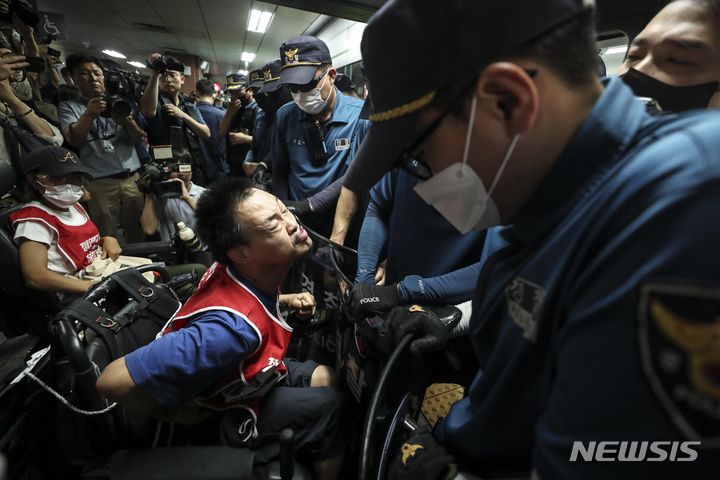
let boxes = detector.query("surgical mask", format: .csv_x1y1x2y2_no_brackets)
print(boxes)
621,68,719,113
414,95,519,234
291,74,329,115
40,183,84,208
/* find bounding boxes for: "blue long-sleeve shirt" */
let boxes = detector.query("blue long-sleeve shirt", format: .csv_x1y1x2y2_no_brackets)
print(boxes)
355,168,486,304
124,269,275,408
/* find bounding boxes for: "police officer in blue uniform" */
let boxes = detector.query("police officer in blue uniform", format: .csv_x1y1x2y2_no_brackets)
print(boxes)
351,0,720,478
219,73,259,177
271,35,369,237
244,60,293,185
348,166,486,315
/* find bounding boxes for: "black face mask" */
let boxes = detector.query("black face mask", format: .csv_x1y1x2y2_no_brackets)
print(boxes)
621,68,719,113
255,87,293,118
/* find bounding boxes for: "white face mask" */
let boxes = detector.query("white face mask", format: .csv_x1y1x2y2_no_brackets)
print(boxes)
40,183,84,208
291,72,330,115
414,95,520,234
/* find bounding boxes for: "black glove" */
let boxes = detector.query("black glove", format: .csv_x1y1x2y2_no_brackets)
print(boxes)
389,427,455,480
350,283,402,318
284,199,312,215
386,305,460,354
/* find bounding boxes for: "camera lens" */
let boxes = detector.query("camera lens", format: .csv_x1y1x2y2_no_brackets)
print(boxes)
113,98,132,117
152,58,167,73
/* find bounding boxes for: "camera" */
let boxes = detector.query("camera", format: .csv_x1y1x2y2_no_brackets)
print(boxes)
46,47,62,60
136,146,191,198
101,70,133,118
24,56,45,73
147,56,168,74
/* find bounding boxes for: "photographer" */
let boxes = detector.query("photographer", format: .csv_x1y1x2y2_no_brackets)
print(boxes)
140,53,211,186
140,150,206,242
194,78,227,183
58,53,145,243
218,73,258,177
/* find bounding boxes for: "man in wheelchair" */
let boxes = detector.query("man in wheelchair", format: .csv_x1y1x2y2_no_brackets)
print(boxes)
96,177,345,480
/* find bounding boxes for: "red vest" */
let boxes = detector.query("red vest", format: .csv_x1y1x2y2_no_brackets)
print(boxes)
161,263,293,413
10,203,101,271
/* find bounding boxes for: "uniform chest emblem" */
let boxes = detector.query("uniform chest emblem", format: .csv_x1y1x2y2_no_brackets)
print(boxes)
505,277,545,341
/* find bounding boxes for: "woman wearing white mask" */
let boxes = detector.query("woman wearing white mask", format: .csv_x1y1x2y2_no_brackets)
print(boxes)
10,145,122,294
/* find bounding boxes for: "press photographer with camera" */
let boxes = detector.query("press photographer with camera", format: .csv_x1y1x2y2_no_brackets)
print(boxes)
140,149,206,242
194,78,228,183
140,53,212,186
58,53,145,243
0,0,40,107
218,73,259,177
0,52,62,157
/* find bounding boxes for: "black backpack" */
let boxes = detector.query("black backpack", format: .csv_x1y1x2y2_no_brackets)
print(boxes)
56,267,181,365
53,267,182,463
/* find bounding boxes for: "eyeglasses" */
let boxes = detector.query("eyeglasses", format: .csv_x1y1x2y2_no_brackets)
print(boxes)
161,71,182,78
287,69,329,93
396,79,476,181
34,173,89,186
397,69,538,181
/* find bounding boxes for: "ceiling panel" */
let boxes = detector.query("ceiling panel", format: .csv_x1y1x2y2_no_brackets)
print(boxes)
37,0,331,77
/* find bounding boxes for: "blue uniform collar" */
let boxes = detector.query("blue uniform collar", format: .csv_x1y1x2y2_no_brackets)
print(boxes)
298,87,352,125
506,77,648,247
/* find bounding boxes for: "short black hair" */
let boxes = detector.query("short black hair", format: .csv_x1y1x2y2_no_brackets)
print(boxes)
433,9,598,117
196,78,215,96
195,177,255,265
670,0,720,18
65,53,103,76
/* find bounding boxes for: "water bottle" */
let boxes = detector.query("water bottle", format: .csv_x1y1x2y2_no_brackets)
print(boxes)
177,222,202,252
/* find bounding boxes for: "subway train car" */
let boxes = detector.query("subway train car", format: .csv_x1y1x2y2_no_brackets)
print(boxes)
1,0,718,479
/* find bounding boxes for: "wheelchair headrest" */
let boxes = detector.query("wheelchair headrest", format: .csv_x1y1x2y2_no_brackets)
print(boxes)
0,161,16,198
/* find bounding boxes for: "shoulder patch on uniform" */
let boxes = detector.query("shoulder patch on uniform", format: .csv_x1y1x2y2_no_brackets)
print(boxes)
638,280,720,447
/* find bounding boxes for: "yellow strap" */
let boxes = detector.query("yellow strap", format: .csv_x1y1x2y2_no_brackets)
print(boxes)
369,91,436,122
281,62,322,69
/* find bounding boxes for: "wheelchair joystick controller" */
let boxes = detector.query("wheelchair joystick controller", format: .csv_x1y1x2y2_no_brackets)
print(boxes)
279,428,295,480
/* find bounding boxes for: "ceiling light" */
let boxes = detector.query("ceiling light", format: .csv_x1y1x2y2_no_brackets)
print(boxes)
241,52,256,63
604,46,628,55
248,9,273,33
127,61,146,69
102,49,126,59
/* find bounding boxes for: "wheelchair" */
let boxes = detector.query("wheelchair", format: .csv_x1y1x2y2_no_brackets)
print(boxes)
47,264,310,480
295,221,470,480
0,160,306,479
